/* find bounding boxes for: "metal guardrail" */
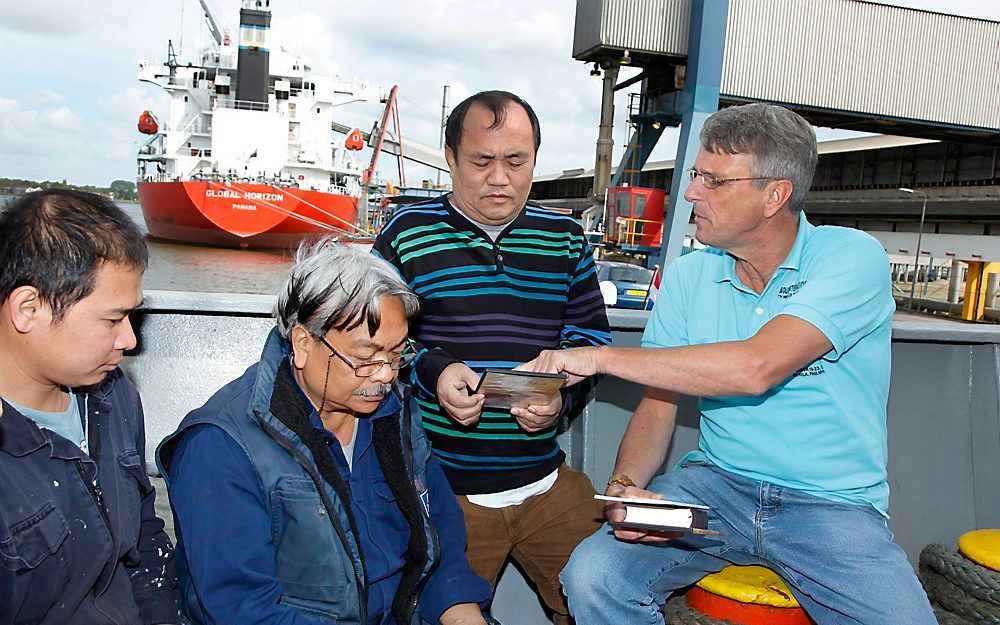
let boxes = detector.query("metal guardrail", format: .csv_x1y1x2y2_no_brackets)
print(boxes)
214,98,269,112
614,216,661,247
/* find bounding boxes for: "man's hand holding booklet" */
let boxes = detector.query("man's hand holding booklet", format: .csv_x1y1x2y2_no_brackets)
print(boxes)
595,494,721,536
474,368,565,410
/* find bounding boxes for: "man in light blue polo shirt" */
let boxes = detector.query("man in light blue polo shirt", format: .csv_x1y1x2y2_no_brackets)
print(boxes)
524,104,936,625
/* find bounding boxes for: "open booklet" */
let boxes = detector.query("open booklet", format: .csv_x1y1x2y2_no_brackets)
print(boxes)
473,368,565,410
595,494,722,536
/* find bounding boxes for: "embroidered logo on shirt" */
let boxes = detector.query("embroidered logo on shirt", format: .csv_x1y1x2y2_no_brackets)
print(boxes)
794,363,826,377
778,281,807,298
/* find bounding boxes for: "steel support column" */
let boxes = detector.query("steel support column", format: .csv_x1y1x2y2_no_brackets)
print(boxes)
592,63,620,207
948,258,962,303
658,0,730,268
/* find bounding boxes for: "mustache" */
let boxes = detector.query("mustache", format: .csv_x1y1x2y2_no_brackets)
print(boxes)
353,383,393,397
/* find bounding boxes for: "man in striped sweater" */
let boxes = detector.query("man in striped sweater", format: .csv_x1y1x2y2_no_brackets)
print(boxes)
373,91,610,625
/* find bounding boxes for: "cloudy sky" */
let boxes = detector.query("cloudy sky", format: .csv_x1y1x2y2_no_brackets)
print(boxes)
1,0,998,188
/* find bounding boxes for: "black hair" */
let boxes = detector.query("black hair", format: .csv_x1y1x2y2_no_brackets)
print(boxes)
444,90,541,156
0,189,148,322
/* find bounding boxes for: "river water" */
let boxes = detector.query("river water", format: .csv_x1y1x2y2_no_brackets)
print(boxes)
118,202,299,295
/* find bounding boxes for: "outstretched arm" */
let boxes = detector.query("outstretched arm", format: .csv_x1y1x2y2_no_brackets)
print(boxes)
523,314,832,397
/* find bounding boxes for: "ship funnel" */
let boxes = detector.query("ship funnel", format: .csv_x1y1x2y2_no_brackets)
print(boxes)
235,2,271,106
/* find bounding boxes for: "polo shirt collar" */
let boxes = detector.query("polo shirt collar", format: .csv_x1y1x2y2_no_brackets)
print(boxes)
712,210,813,284
778,210,813,272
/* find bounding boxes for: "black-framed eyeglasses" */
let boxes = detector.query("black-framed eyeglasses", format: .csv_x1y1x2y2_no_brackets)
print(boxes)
686,167,778,190
317,337,418,377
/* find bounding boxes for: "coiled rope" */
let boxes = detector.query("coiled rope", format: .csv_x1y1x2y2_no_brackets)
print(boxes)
661,595,738,624
919,543,1000,624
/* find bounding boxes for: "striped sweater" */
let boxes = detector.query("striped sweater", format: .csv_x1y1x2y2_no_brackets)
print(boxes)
373,194,611,494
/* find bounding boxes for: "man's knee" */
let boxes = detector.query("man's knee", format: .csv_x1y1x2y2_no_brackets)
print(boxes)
559,528,622,598
560,534,598,593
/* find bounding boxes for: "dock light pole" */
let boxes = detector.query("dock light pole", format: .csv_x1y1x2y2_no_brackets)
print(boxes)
899,187,928,312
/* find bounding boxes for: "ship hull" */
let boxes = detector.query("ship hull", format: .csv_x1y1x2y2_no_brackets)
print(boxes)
138,181,362,248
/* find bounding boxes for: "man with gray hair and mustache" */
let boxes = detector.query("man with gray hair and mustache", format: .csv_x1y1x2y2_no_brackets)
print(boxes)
157,239,494,625
527,103,937,624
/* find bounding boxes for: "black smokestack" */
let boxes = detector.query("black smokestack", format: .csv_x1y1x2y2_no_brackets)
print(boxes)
235,3,271,105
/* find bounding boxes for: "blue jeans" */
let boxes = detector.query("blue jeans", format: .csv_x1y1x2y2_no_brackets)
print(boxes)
560,461,936,625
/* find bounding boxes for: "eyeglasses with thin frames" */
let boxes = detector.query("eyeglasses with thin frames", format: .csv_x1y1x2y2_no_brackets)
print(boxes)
686,167,778,190
317,337,417,377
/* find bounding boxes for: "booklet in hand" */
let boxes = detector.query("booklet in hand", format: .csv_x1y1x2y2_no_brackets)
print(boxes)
595,494,721,535
473,368,566,410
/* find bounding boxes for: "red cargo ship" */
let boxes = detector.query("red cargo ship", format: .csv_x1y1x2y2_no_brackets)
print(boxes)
135,0,384,248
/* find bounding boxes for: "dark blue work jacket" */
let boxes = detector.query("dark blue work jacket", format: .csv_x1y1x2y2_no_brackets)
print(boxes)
0,369,180,625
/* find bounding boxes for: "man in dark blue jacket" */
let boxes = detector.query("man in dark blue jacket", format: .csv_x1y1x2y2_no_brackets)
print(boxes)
157,240,493,625
0,190,181,625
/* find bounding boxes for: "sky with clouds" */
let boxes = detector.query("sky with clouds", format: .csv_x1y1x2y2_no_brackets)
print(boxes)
0,0,997,188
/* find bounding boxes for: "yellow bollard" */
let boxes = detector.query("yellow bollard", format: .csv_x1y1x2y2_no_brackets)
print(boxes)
960,261,1000,321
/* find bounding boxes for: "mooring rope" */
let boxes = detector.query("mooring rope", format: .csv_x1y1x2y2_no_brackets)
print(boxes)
920,543,1000,624
661,595,741,625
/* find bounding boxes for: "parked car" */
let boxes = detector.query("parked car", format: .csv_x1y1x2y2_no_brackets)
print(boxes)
596,260,655,310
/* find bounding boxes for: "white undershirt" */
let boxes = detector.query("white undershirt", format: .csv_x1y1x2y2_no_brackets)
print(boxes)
466,469,559,508
449,198,514,241
340,419,360,471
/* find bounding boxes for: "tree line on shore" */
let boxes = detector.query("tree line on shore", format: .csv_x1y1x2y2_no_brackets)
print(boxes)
1,178,137,202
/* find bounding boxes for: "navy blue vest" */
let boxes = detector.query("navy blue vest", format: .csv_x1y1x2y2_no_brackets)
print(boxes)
157,330,439,625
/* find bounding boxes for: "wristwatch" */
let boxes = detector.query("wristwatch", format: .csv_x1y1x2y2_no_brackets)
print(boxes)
607,473,637,489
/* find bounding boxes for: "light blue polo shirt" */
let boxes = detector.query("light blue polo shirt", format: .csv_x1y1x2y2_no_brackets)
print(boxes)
643,211,895,515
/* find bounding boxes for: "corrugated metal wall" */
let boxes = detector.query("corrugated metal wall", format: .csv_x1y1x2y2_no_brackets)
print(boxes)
722,0,1000,130
574,0,1000,131
574,0,691,58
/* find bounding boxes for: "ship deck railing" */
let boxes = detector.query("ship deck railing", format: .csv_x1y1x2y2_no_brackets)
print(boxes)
137,173,355,197
213,98,269,112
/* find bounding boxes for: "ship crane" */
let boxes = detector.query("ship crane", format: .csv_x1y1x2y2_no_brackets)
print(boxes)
330,122,449,172
198,0,228,46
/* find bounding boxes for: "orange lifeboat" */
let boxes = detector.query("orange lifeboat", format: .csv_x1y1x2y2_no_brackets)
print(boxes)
138,110,159,135
345,128,365,150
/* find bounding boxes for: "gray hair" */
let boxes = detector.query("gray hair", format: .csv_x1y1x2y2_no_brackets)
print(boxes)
700,103,818,212
274,237,419,339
